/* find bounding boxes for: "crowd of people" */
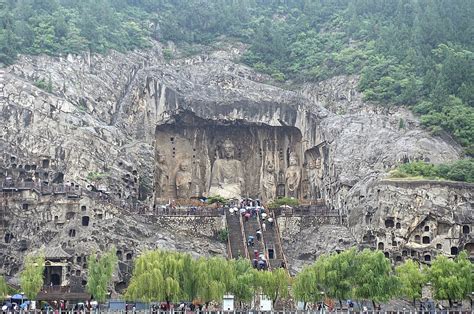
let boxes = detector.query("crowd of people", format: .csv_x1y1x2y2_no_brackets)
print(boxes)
228,198,277,271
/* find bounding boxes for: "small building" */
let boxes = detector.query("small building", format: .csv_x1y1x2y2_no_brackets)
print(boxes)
43,246,71,286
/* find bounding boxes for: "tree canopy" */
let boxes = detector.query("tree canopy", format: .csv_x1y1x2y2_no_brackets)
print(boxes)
0,0,472,156
20,253,45,300
86,247,118,303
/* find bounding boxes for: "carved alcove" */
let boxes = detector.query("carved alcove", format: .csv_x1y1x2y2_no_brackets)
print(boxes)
154,111,304,201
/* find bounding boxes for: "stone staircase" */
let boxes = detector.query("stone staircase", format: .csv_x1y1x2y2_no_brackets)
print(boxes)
226,211,288,271
242,214,266,262
260,216,286,269
225,212,247,259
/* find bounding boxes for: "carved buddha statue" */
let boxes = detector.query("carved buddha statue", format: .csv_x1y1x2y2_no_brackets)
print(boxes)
262,161,276,202
285,152,301,198
175,160,192,199
209,139,244,199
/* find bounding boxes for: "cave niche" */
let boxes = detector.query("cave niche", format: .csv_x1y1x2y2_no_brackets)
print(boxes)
385,218,394,228
154,111,304,201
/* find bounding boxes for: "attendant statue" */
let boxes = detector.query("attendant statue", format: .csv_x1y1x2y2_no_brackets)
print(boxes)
175,160,192,199
262,161,276,202
285,152,301,198
209,139,244,199
155,150,169,199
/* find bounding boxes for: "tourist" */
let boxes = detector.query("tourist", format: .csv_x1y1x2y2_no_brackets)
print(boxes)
262,222,266,231
247,236,254,247
256,229,262,241
244,212,251,221
252,258,258,268
268,217,274,228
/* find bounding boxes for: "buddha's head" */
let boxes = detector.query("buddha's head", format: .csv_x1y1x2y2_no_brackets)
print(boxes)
289,152,298,166
266,162,275,173
157,150,166,163
179,160,190,172
222,139,235,159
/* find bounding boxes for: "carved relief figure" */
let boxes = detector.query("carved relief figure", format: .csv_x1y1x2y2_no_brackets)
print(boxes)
262,161,276,202
209,139,245,199
307,158,319,199
175,160,192,199
155,150,169,199
191,159,203,197
285,152,301,198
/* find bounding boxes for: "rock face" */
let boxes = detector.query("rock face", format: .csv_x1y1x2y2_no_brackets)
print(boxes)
0,41,470,287
346,180,473,262
0,189,225,289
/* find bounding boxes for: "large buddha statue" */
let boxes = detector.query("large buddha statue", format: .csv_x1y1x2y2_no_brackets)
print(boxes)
175,160,192,199
209,139,244,199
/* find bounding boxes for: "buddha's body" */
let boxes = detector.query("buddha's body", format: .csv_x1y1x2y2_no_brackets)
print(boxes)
209,140,244,199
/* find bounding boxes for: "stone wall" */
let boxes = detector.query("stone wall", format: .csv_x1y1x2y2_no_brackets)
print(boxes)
277,216,355,274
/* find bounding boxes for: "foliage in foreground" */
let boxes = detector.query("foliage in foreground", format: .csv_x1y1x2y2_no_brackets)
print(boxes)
20,253,45,300
0,275,8,299
125,250,289,306
86,247,118,303
390,160,474,183
293,249,473,308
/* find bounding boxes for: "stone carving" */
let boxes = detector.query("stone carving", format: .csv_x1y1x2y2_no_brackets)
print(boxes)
209,139,244,199
262,161,276,202
306,158,320,199
175,160,192,199
155,150,169,200
285,152,301,198
191,159,203,197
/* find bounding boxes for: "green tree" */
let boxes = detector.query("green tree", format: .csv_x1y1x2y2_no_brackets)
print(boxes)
229,259,256,307
196,257,230,305
86,247,118,303
255,268,290,308
126,250,185,305
20,253,45,300
428,251,474,308
324,249,357,307
0,275,8,299
352,249,399,308
396,259,426,306
292,264,324,309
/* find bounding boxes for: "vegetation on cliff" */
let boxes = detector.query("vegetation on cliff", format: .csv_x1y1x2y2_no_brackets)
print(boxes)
391,159,474,183
0,0,472,155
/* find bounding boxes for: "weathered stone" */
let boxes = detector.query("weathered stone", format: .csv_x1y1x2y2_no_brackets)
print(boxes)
0,41,468,287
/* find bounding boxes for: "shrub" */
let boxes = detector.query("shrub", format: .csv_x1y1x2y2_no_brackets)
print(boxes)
267,197,299,209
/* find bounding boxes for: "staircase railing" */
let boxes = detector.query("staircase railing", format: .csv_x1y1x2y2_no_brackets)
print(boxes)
238,213,250,259
273,212,289,273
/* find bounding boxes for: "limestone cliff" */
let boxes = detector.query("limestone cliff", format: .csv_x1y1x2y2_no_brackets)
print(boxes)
0,42,471,283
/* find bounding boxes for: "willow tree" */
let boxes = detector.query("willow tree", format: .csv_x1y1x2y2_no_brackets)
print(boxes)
20,253,45,300
292,264,323,309
324,249,357,307
428,251,473,308
352,249,399,309
196,256,230,306
0,275,8,299
228,258,256,308
396,259,426,306
86,247,118,303
126,250,185,305
255,268,290,308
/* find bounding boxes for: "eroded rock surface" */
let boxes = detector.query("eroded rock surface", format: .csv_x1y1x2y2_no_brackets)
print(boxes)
0,41,470,287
